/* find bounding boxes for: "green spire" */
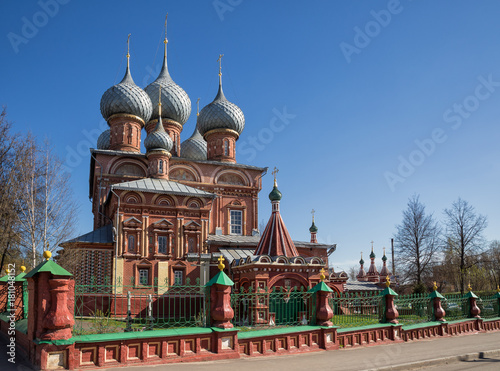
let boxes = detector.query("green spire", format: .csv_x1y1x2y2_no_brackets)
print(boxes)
359,252,364,265
309,209,318,232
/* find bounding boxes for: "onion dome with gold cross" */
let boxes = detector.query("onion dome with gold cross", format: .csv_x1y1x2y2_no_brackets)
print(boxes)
197,55,245,139
309,220,318,233
268,179,282,201
97,129,111,150
181,98,207,160
100,35,153,125
144,17,191,126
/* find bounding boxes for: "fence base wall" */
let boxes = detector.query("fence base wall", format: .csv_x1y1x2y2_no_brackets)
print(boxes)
2,317,500,370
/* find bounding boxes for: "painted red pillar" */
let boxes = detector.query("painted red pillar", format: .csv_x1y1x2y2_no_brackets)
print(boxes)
465,285,481,319
309,269,334,327
429,283,446,322
381,276,399,324
25,251,75,341
206,257,234,329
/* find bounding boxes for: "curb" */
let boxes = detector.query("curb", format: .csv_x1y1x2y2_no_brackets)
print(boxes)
369,349,500,371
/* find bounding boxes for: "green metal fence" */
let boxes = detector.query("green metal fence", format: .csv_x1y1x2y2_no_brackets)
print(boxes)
477,296,500,319
394,293,431,325
329,292,382,328
442,293,469,321
231,286,316,329
74,277,209,336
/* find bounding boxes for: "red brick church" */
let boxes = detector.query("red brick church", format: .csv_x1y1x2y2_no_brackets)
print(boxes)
61,27,345,294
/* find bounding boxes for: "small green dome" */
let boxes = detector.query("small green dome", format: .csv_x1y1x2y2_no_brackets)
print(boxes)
309,221,318,233
360,258,365,265
269,185,282,201
370,250,375,259
382,254,387,262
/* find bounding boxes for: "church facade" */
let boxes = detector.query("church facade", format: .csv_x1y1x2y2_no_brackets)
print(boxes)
61,29,338,293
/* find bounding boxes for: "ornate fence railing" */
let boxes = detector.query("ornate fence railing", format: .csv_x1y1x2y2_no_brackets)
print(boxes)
442,293,469,321
478,295,500,319
231,286,316,329
73,277,209,336
393,293,431,325
329,292,381,328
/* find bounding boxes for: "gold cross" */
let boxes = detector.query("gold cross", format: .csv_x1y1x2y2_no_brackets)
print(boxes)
311,209,315,222
164,13,168,44
127,34,131,58
217,54,224,76
371,241,374,250
272,167,279,180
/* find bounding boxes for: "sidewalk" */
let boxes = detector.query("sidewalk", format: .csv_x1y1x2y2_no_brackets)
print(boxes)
109,331,500,371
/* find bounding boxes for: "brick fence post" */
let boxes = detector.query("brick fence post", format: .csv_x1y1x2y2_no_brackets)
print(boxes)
309,268,334,327
464,284,480,319
429,282,446,322
381,276,399,324
24,251,75,369
206,257,234,329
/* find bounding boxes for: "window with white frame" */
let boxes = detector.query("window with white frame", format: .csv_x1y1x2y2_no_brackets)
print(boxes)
174,270,183,285
139,269,149,285
230,210,242,235
158,236,167,254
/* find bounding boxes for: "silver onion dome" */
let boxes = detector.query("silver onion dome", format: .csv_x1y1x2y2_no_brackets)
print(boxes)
181,125,207,160
100,61,153,124
144,42,191,125
144,117,173,152
97,129,110,150
197,77,245,137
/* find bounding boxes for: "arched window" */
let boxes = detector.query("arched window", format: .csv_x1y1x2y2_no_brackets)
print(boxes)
188,237,195,253
159,160,164,174
223,140,229,156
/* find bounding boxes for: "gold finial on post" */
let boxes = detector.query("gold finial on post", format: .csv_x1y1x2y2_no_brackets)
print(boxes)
467,283,472,292
497,285,500,293
385,275,391,288
311,209,315,223
371,241,374,251
217,256,225,271
196,98,200,116
433,281,437,291
20,266,26,272
319,268,326,282
272,167,279,187
126,33,131,70
43,250,52,261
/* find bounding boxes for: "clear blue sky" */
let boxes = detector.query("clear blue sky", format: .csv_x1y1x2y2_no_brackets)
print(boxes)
1,0,499,272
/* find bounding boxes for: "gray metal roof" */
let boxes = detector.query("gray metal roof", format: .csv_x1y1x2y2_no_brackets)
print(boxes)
207,235,261,246
111,178,216,198
145,50,191,125
100,64,153,123
344,281,383,291
219,247,255,264
207,235,334,250
97,129,110,150
144,118,173,152
198,79,245,137
181,125,207,161
91,148,146,158
64,224,114,245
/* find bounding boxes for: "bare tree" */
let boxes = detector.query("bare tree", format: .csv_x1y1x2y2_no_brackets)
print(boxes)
0,108,22,272
394,195,441,288
14,135,78,268
443,198,487,294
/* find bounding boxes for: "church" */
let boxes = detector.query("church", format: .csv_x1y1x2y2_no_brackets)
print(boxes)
60,25,347,294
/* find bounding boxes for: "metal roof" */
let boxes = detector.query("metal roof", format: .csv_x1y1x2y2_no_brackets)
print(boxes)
219,247,255,264
111,178,216,198
207,235,260,246
344,281,383,291
64,224,114,245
